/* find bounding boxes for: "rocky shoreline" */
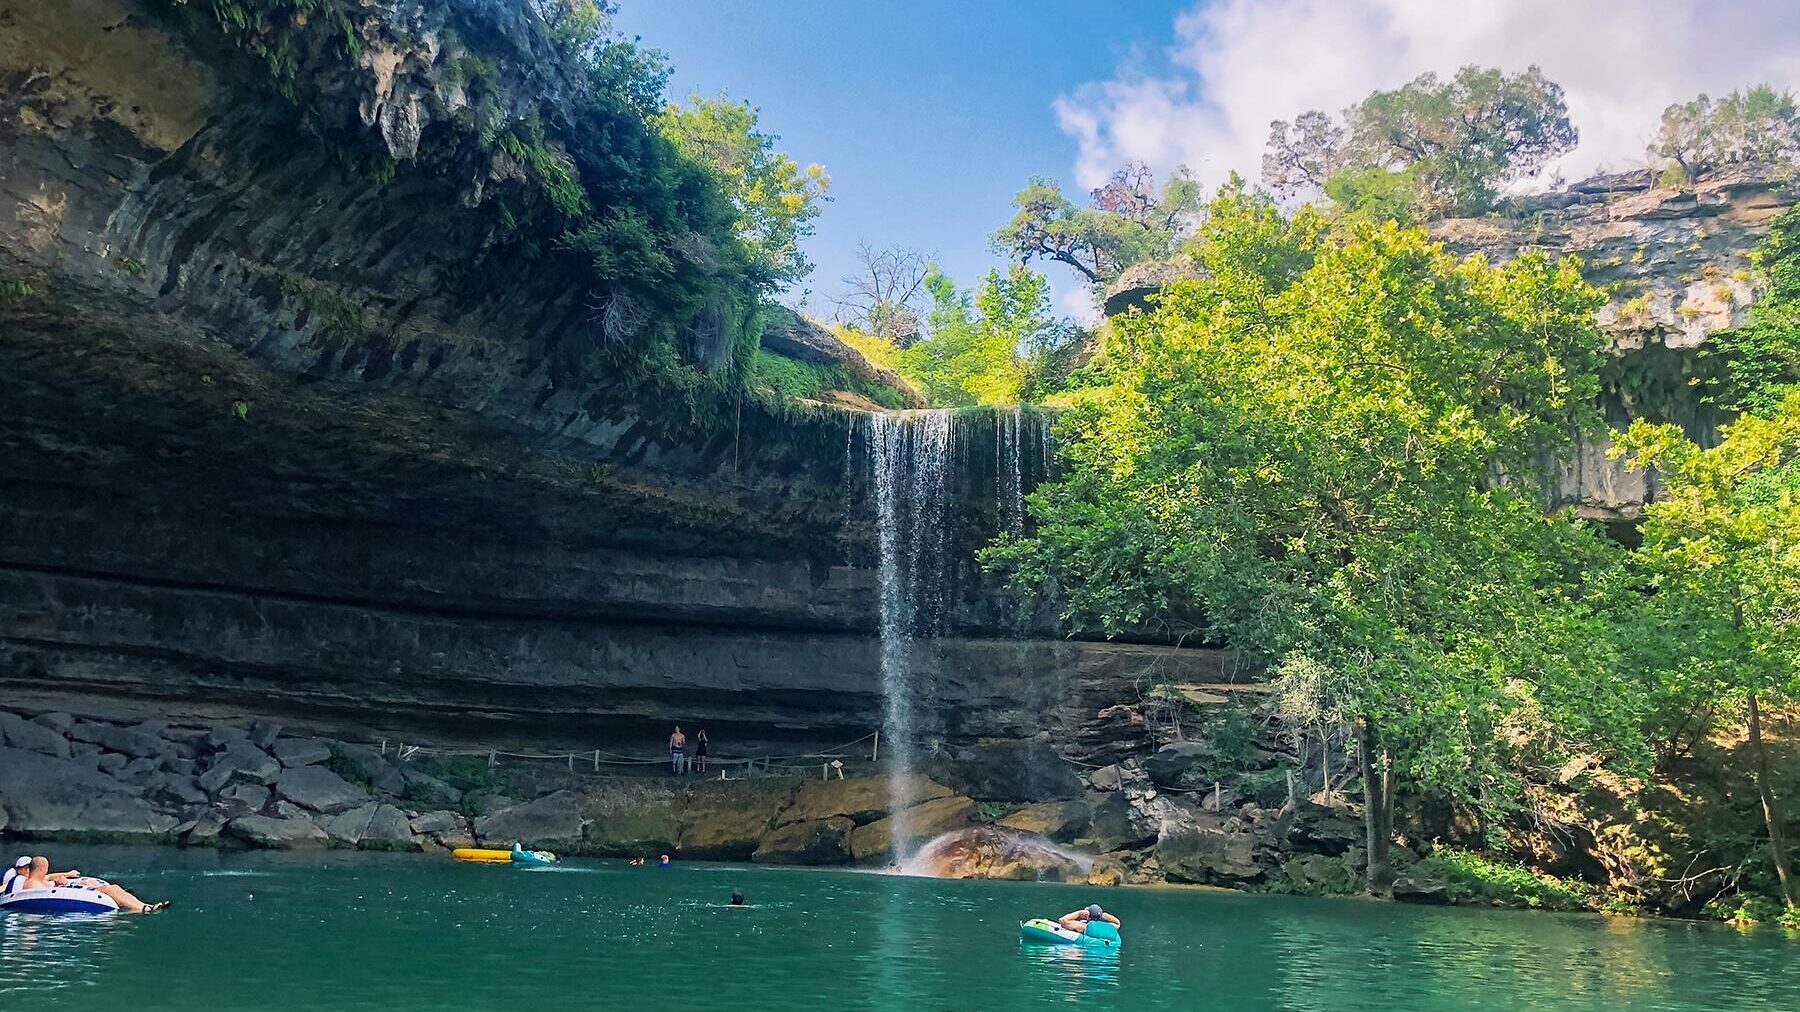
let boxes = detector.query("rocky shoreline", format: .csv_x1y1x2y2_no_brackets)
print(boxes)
0,704,1432,899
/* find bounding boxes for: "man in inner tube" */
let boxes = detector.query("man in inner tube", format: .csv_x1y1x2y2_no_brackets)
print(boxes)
1059,903,1122,934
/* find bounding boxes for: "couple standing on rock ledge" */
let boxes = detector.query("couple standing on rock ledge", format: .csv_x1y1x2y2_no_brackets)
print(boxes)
668,726,709,775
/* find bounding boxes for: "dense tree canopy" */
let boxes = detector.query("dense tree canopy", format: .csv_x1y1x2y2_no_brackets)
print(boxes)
1649,85,1800,184
988,189,1625,889
1264,65,1578,217
655,95,831,290
894,265,1072,406
993,163,1203,286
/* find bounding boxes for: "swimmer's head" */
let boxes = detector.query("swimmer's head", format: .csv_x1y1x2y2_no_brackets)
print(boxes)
730,891,744,905
1086,904,1104,919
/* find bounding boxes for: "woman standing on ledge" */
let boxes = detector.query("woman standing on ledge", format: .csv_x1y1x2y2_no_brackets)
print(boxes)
694,728,709,774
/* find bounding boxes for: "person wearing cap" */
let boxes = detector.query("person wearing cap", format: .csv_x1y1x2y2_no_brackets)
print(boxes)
18,856,166,912
1,855,29,895
1058,903,1122,934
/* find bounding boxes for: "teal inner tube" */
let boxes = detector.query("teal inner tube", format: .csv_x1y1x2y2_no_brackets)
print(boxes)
1019,917,1121,949
511,849,557,865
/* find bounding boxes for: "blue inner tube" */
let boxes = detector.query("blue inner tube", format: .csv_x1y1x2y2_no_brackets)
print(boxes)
1020,917,1121,949
1,886,120,915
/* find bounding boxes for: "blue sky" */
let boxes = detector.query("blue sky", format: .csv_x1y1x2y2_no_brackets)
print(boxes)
617,1,1800,324
613,1,1189,321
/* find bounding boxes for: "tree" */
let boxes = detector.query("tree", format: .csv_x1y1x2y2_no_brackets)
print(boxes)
993,163,1203,286
1709,204,1800,415
1614,394,1800,910
1265,66,1578,217
898,265,1068,406
1263,110,1346,196
831,243,931,345
655,94,831,289
1649,85,1800,183
987,190,1620,892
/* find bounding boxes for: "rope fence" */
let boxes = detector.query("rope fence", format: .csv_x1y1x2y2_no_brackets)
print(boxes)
365,730,884,782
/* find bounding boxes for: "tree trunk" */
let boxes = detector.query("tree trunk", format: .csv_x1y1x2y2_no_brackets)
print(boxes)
1747,692,1797,908
1356,716,1394,895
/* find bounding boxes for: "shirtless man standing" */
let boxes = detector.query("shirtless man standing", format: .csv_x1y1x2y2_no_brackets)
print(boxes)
669,725,687,775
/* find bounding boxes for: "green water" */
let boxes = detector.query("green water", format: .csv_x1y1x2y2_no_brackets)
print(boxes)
2,846,1794,1010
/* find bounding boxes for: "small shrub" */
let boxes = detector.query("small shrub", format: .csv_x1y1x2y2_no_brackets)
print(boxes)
1421,848,1594,911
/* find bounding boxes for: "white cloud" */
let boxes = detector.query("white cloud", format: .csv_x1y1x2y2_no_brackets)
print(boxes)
1056,0,1800,191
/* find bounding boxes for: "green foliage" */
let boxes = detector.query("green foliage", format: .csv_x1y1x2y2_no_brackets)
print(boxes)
0,274,33,303
1706,205,1800,415
746,348,908,410
655,95,830,289
987,188,1629,833
994,163,1202,286
1321,164,1419,226
1421,848,1595,910
191,0,826,426
1208,706,1258,771
1266,65,1578,217
1649,84,1800,181
897,265,1073,406
252,267,367,347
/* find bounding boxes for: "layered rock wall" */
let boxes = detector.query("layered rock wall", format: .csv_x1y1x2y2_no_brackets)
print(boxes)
0,0,1229,761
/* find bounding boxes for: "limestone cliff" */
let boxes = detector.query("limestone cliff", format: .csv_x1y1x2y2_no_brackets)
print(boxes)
0,0,1224,762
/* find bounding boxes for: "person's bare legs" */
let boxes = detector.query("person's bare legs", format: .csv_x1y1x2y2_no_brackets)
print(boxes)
94,883,147,913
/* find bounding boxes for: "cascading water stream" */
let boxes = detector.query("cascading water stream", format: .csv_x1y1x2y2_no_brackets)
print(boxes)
868,410,953,858
864,407,1050,865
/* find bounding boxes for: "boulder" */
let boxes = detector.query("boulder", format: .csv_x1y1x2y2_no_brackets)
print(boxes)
207,726,250,750
1084,790,1157,851
474,790,586,848
183,813,227,847
1087,855,1128,887
409,810,462,836
1281,854,1358,895
274,766,369,814
0,746,181,839
1391,868,1450,904
579,782,684,856
910,825,1086,881
220,783,271,815
68,720,165,759
96,752,128,775
199,744,281,793
1089,765,1123,792
400,768,462,807
272,738,334,768
850,796,978,863
776,775,949,827
120,757,162,782
320,803,416,849
1143,742,1216,789
150,773,210,807
248,720,284,750
133,719,170,739
1277,799,1363,856
32,711,77,735
752,817,855,864
227,813,328,848
1157,824,1265,884
926,740,1085,803
164,757,197,776
0,711,71,758
677,780,792,860
996,799,1091,843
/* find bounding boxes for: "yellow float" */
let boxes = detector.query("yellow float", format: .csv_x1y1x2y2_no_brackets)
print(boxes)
452,848,514,864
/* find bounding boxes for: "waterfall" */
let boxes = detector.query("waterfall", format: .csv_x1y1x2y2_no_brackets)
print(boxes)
863,406,1053,864
868,410,954,858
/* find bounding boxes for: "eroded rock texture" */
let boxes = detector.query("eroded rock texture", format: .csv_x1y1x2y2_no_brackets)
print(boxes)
0,0,1226,759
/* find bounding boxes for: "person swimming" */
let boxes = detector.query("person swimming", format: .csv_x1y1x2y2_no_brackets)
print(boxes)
729,890,745,907
658,854,672,868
